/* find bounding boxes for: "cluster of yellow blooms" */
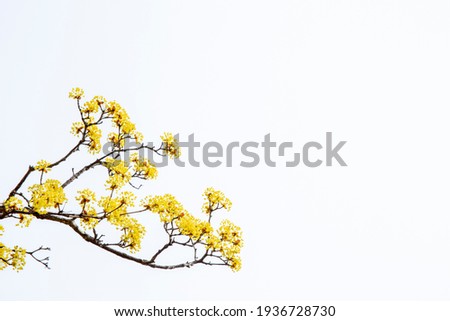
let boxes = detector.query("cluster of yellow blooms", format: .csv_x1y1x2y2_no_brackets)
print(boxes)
86,125,102,154
4,197,32,227
68,87,84,100
0,225,27,271
81,96,106,114
142,189,243,271
0,88,243,272
75,189,99,229
177,213,213,241
68,89,148,251
98,191,145,252
70,121,84,136
202,220,243,271
4,196,24,213
216,219,243,271
202,187,232,214
141,194,184,223
28,179,67,214
69,90,144,155
106,100,143,142
107,132,125,148
130,153,158,180
160,132,181,158
35,160,52,173
69,89,180,162
104,158,132,190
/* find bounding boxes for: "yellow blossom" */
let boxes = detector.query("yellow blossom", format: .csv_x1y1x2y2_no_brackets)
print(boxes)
76,189,97,205
217,219,243,272
84,115,96,125
204,233,221,251
202,187,232,214
16,214,33,228
0,226,28,270
121,119,136,135
71,121,84,136
35,160,52,173
80,207,99,230
0,244,27,271
4,196,24,212
29,179,67,214
98,196,122,216
141,194,184,223
105,100,121,114
118,191,136,207
104,159,131,190
11,246,27,271
76,189,99,229
160,132,181,158
108,132,124,148
68,87,84,99
82,99,100,114
176,213,212,241
131,155,158,180
131,131,144,144
230,256,242,272
93,95,107,106
81,96,106,114
98,192,145,253
86,125,102,154
120,217,146,253
104,100,140,141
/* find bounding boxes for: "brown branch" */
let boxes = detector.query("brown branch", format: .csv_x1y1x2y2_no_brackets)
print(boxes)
49,139,85,169
61,158,103,188
33,213,209,270
8,166,35,198
149,239,174,263
27,246,51,269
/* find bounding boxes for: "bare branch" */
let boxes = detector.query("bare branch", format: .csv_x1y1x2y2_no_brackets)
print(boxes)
27,246,51,269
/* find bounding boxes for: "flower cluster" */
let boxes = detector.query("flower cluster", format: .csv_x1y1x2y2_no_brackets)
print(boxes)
0,244,27,271
68,87,84,100
203,219,243,271
76,189,98,229
35,160,52,173
131,154,158,180
86,125,102,154
28,179,67,214
81,96,106,114
104,158,132,190
0,88,244,272
0,225,27,271
160,132,181,158
202,187,232,214
4,197,33,227
106,100,143,142
107,132,124,148
216,219,243,271
70,121,84,137
141,194,184,223
119,216,146,253
16,214,33,228
99,191,145,252
68,89,143,156
177,213,213,241
4,196,24,213
143,188,243,271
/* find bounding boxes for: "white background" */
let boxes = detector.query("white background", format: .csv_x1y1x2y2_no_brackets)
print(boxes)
1,0,450,300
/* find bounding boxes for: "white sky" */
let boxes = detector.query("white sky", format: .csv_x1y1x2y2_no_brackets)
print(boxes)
1,0,450,300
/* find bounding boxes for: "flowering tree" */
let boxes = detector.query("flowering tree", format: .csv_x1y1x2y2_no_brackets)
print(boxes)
0,88,243,272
